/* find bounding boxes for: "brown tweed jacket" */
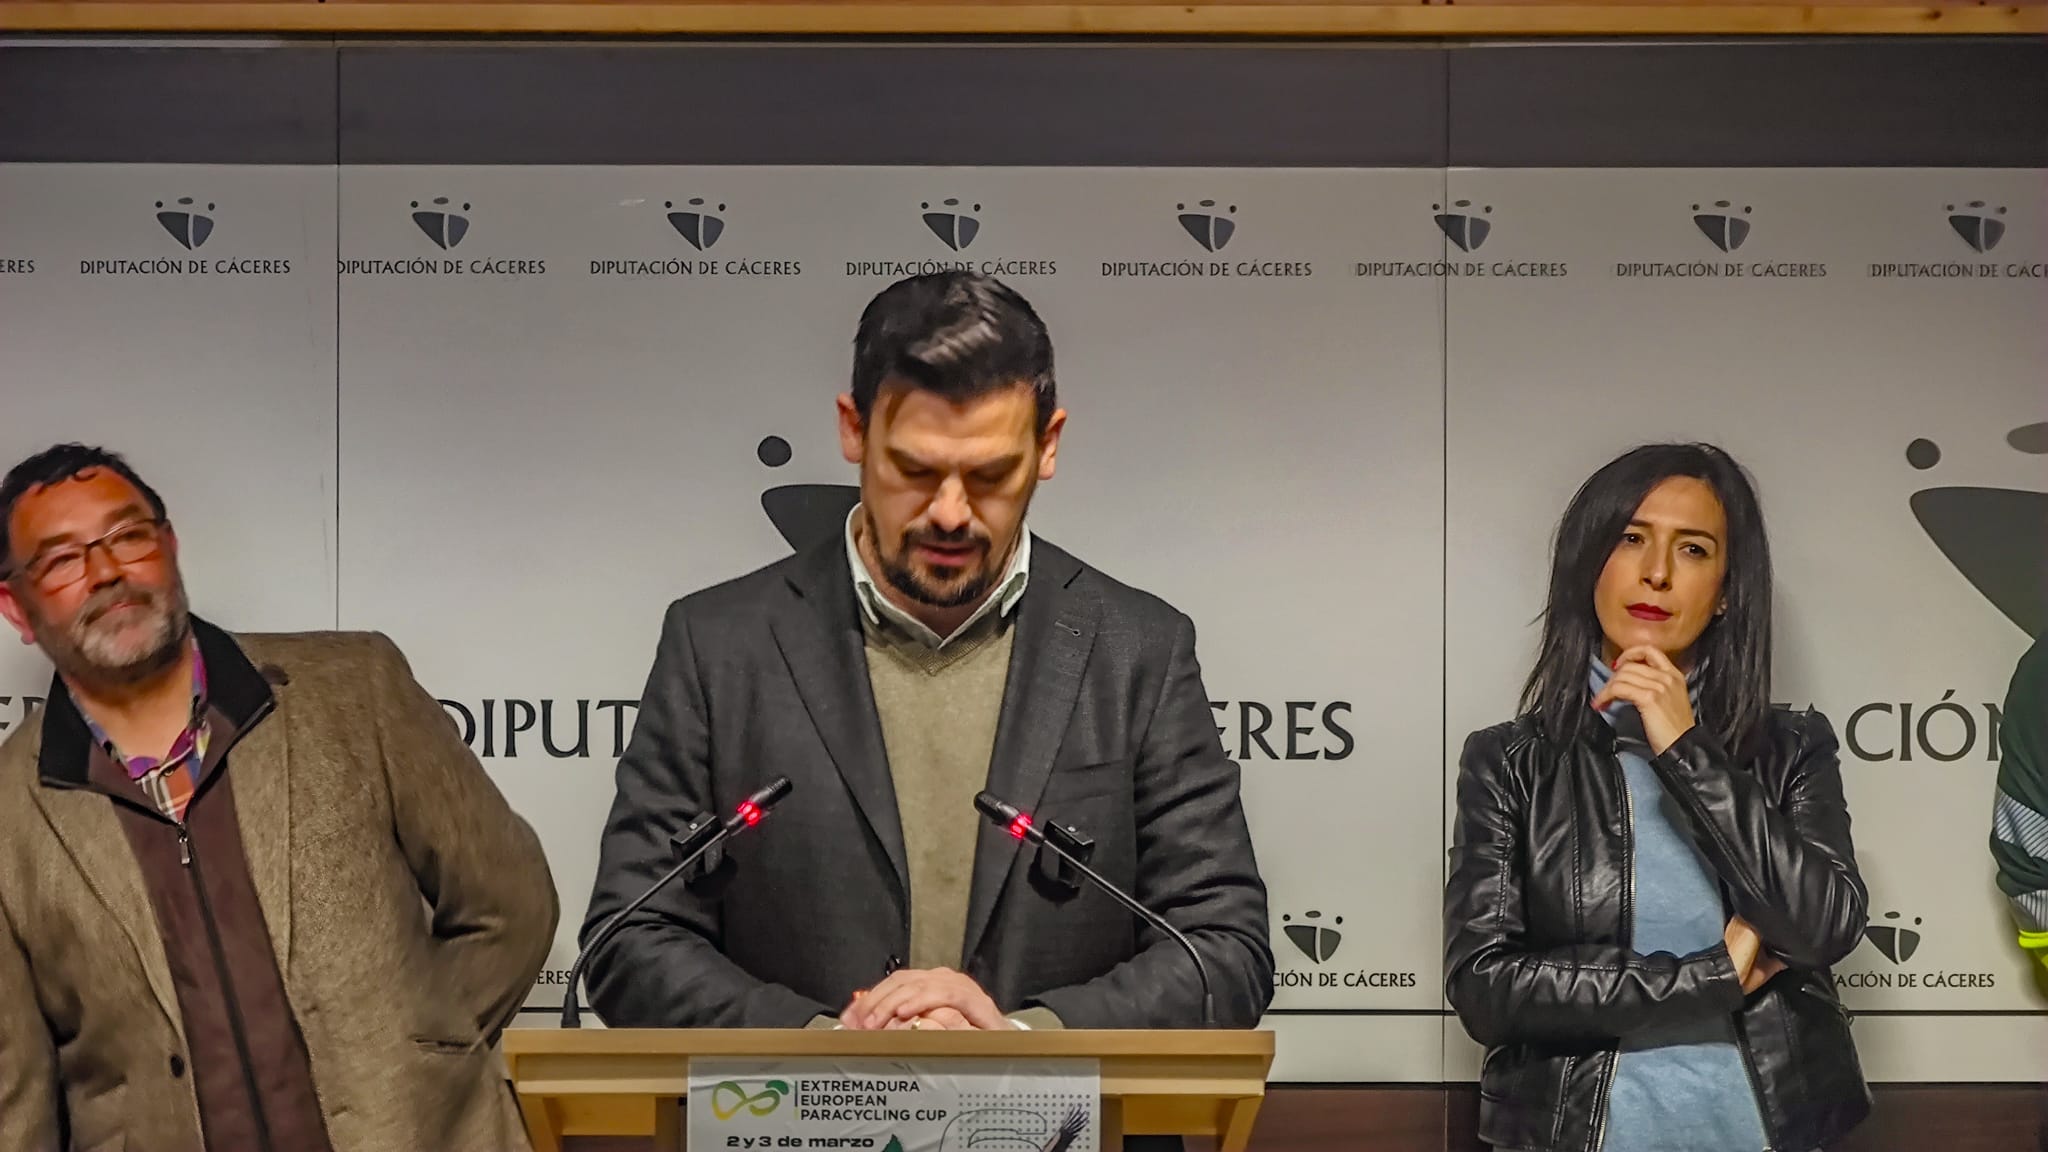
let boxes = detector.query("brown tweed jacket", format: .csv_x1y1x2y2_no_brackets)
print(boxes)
0,625,557,1152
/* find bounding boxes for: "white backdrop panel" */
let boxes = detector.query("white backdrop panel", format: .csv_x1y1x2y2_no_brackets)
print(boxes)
1441,167,2048,1081
0,162,337,716
0,159,2036,1084
335,167,1448,1074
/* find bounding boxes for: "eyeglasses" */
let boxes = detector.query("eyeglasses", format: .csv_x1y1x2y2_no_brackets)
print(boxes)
7,518,169,591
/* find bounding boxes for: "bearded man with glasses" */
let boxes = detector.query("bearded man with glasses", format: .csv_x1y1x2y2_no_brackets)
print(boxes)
0,443,558,1152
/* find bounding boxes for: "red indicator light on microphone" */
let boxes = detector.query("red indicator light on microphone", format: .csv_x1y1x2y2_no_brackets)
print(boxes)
1008,813,1033,840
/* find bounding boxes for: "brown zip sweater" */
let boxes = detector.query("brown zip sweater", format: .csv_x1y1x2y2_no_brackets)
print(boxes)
69,646,333,1152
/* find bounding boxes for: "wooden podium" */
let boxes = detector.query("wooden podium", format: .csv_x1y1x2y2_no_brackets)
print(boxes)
502,1028,1275,1152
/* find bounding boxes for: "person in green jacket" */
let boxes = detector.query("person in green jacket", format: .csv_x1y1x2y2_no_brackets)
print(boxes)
1999,633,2048,1152
1993,634,2048,976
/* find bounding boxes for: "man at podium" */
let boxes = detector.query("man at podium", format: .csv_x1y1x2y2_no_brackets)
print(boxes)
582,270,1273,1036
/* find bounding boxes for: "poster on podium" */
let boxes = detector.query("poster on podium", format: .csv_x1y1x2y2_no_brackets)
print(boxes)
687,1058,1101,1152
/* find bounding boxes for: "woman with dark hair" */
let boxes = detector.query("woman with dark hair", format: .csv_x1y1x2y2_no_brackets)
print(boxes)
1445,443,1871,1152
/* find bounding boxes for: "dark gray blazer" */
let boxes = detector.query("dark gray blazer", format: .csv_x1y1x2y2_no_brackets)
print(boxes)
580,534,1273,1029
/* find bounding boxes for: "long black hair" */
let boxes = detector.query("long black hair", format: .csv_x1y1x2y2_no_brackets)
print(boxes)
1519,442,1775,760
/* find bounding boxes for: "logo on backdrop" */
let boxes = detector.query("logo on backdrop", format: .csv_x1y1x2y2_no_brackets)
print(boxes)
1864,911,1924,964
1274,908,1415,992
339,196,547,278
1840,420,2040,767
1434,200,1491,252
79,198,292,277
1282,910,1343,963
591,198,803,278
668,198,726,250
157,197,216,249
1612,199,1826,281
924,198,981,251
1357,200,1568,280
1905,420,2047,639
1102,200,1312,280
1176,200,1236,252
411,197,470,249
1692,200,1752,252
757,435,860,551
1949,201,2006,254
1868,201,2042,280
846,198,1057,280
1838,909,1995,993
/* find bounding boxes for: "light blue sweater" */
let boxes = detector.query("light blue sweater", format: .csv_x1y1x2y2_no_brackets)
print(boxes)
1590,656,1771,1152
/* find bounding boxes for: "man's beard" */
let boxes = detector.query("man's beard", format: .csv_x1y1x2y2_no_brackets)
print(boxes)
33,578,192,688
872,513,1003,611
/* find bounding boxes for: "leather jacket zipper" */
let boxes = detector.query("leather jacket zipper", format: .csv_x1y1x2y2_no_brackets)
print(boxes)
1730,1004,1775,1152
1593,749,1636,1152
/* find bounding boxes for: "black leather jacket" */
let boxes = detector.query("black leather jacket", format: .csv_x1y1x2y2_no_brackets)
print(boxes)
1444,708,1873,1151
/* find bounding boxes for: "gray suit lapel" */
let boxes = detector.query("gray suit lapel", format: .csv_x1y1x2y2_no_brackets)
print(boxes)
962,542,1098,960
769,540,909,901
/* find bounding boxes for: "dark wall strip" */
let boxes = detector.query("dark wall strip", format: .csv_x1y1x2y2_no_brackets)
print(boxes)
0,44,338,164
1447,40,2048,168
8,38,2042,168
334,44,1447,167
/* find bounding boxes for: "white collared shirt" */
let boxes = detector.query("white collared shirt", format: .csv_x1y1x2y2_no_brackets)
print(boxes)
843,505,1030,649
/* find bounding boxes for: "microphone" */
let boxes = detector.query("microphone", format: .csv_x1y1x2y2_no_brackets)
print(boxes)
560,777,794,1028
973,790,1215,1028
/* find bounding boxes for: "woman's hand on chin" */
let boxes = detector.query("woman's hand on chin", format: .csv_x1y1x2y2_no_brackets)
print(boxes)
1591,644,1696,755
